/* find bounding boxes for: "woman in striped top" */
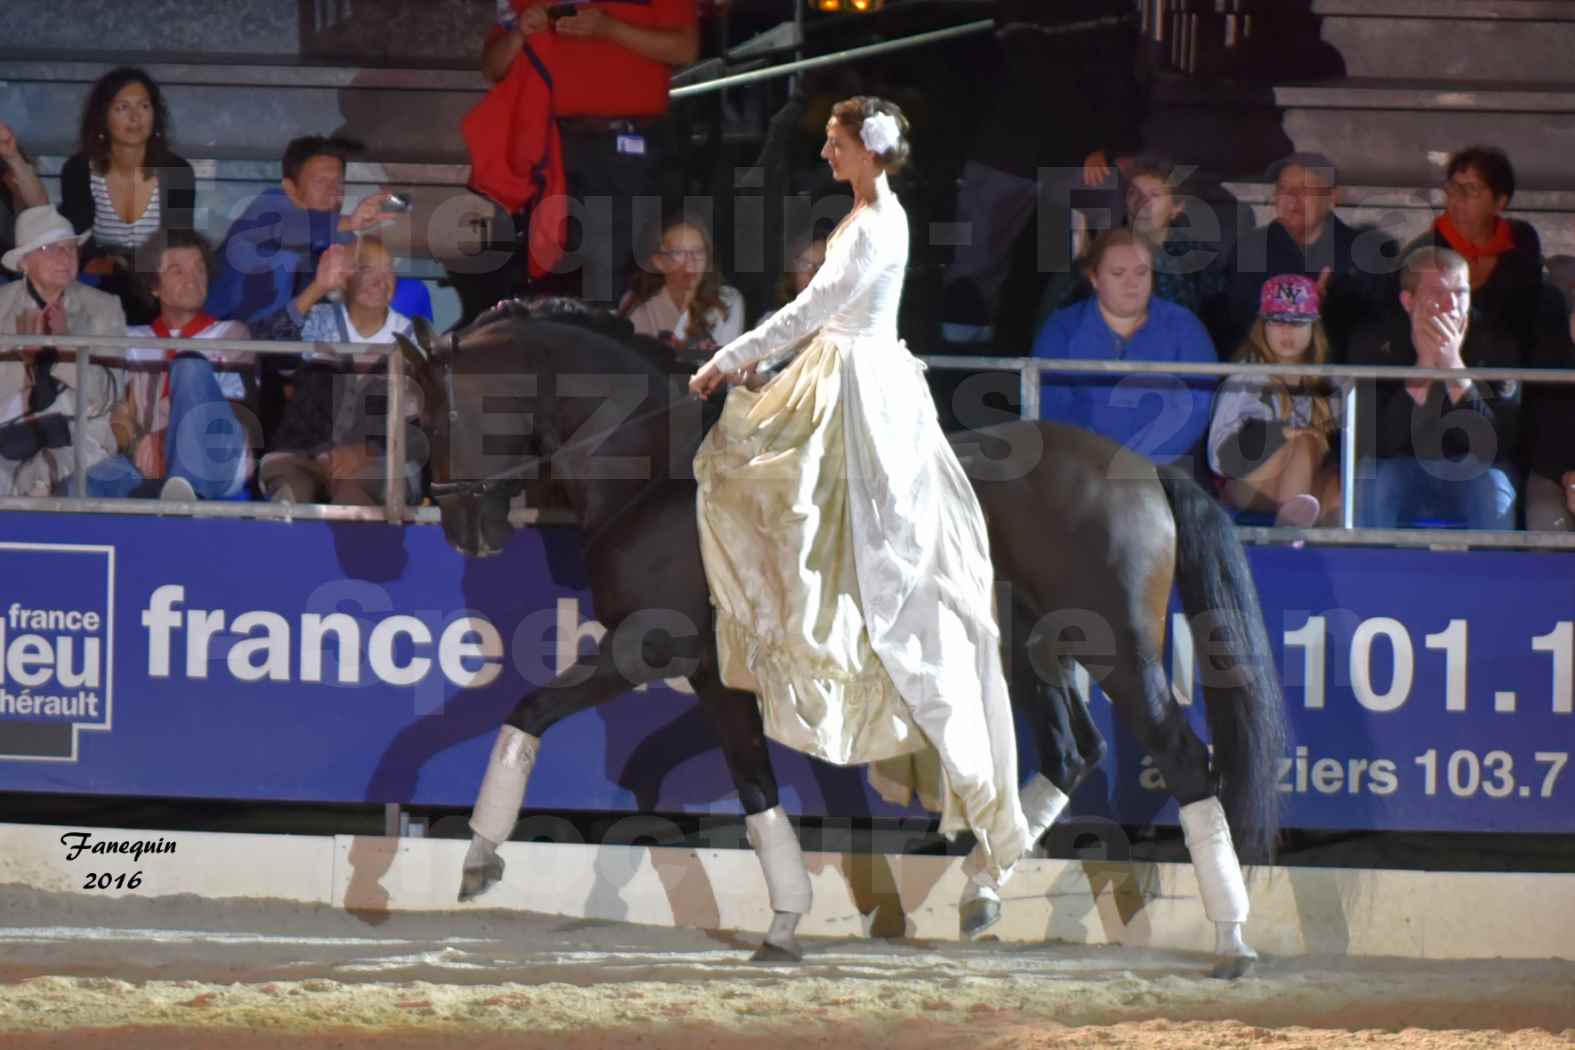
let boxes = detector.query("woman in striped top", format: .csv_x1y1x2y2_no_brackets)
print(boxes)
61,67,195,323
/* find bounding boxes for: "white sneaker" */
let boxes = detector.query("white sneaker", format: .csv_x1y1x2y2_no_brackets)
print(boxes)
159,476,197,502
1275,493,1321,528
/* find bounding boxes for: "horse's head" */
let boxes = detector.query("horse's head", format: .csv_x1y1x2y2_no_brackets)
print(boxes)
405,297,698,560
398,305,539,558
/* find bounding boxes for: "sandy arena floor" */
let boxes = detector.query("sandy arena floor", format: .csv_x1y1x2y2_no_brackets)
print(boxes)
0,888,1572,1049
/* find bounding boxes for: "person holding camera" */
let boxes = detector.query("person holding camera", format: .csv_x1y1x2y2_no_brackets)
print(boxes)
206,135,399,444
472,0,699,306
256,236,425,507
207,135,398,327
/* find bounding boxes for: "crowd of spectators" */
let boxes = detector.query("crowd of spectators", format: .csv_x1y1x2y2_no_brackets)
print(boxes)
0,110,408,504
2,0,1575,536
1028,146,1575,532
0,0,710,507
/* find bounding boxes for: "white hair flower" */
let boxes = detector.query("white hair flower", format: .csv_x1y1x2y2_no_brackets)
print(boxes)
859,112,902,156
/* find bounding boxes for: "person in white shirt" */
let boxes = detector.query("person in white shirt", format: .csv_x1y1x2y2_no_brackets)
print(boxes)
619,217,744,354
258,236,423,505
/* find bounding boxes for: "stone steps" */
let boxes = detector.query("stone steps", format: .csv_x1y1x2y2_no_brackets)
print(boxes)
4,58,485,166
6,0,510,66
18,60,1570,190
0,0,881,66
1314,0,1575,15
1148,77,1575,188
1171,0,1575,84
1315,2,1575,82
1153,0,1575,181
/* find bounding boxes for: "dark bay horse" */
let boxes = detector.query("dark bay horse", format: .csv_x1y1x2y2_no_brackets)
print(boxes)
396,298,1286,978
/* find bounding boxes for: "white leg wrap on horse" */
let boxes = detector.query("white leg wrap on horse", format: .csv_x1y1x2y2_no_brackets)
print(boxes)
1178,797,1250,925
1214,920,1252,959
961,773,1070,901
745,806,812,915
960,875,1000,907
1021,773,1072,845
464,835,496,867
469,726,541,847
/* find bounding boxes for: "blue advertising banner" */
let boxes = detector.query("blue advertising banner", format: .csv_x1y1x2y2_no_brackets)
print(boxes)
0,512,1570,834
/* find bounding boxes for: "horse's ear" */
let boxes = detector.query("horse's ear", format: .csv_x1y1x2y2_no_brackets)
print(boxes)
393,331,428,374
411,315,446,364
392,333,440,419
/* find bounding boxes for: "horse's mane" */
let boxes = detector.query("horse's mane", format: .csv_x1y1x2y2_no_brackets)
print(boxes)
487,296,701,377
493,296,631,337
463,295,723,477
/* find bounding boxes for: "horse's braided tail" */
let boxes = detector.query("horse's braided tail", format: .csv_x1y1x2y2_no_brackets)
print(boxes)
1156,464,1287,864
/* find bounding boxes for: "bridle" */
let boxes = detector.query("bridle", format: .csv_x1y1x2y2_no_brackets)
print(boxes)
421,315,716,554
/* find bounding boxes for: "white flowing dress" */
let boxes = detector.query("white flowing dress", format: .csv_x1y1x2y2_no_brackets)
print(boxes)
694,175,1029,883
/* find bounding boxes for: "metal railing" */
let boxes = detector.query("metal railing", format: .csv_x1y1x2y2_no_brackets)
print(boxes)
670,5,1150,100
5,331,1575,551
670,17,996,99
1139,0,1253,77
0,333,411,525
929,354,1575,550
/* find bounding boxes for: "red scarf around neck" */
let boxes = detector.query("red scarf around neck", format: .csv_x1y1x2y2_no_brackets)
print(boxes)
150,313,218,400
1434,214,1516,264
151,313,218,341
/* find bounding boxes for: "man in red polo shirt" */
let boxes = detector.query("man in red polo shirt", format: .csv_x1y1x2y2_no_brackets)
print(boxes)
480,0,699,305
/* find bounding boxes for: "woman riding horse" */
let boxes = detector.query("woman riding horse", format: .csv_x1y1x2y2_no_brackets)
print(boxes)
401,102,1286,979
685,96,1031,957
400,293,1284,977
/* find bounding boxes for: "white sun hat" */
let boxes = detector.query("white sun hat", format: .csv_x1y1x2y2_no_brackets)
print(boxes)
3,205,92,273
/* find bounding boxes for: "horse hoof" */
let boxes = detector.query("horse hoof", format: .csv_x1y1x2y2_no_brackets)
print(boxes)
1210,953,1257,980
751,939,803,964
458,854,505,902
960,897,1001,940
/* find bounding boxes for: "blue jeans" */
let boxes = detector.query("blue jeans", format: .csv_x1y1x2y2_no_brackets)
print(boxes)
86,355,249,500
1357,457,1517,529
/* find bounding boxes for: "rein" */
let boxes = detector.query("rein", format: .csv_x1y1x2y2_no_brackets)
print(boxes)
424,317,711,555
428,397,683,500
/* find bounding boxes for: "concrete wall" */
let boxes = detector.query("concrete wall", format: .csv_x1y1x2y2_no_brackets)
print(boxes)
4,820,1574,960
6,0,494,64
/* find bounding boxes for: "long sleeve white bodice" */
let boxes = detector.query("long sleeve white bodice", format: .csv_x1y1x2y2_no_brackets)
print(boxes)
694,172,1031,883
707,175,909,374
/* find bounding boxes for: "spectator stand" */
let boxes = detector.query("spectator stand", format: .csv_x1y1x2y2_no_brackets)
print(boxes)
5,328,1575,550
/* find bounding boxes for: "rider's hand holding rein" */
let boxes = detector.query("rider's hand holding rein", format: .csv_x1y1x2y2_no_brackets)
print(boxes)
689,361,726,398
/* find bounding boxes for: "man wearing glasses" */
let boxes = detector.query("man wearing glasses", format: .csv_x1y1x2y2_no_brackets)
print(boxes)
1212,151,1398,360
1406,147,1557,531
1406,147,1542,362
